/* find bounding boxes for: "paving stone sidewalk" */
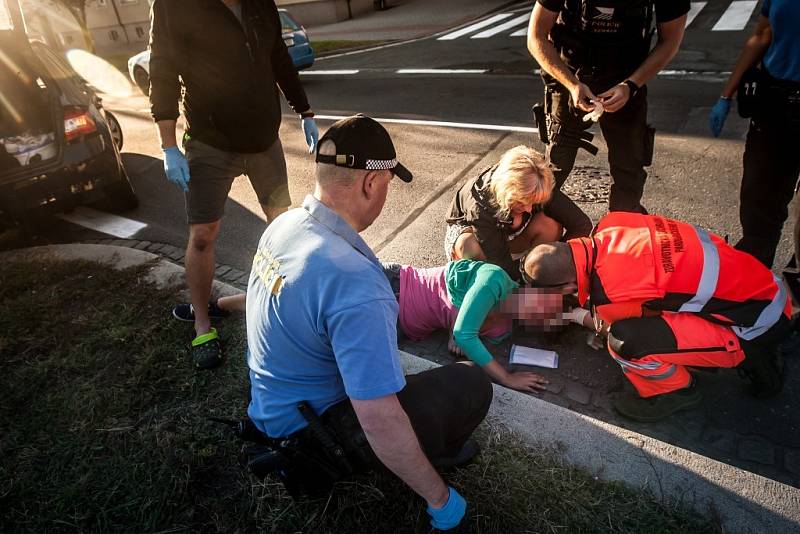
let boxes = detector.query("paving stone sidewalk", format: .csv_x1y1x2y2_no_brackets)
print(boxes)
79,236,800,489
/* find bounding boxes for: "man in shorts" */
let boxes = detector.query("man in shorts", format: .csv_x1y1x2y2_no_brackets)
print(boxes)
149,0,319,368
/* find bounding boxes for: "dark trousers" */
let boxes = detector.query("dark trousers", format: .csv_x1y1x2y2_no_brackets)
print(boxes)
735,116,800,268
545,83,654,212
325,363,493,466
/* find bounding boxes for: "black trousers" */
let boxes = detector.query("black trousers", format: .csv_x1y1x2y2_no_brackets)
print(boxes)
735,115,800,268
545,82,654,213
323,363,493,466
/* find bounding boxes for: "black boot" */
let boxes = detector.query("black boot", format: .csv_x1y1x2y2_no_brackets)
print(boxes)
737,342,784,398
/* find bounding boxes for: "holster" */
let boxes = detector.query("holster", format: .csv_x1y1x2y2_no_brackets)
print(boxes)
230,399,377,500
542,84,599,156
532,103,549,144
549,117,599,156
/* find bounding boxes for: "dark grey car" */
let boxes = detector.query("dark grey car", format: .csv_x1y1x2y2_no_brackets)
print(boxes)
0,3,137,232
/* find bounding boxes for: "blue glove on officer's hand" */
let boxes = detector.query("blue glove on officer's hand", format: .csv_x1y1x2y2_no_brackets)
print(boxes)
302,117,319,154
709,97,731,138
163,146,190,192
427,486,466,531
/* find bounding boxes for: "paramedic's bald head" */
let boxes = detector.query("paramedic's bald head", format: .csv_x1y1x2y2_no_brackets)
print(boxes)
523,242,577,287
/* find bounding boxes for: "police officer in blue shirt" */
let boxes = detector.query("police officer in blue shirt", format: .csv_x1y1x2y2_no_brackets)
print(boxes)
709,0,800,268
245,115,492,531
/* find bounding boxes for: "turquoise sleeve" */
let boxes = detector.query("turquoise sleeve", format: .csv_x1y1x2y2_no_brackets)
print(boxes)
452,270,505,367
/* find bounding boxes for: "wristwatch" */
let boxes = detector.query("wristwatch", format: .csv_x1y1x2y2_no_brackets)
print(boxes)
623,80,640,98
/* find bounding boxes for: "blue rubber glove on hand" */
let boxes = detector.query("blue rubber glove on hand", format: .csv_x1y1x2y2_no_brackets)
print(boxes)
163,146,190,192
302,117,319,154
427,486,467,531
709,97,731,138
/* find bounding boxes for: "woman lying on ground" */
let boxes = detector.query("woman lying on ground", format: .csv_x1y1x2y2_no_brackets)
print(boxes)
445,145,592,281
175,256,596,393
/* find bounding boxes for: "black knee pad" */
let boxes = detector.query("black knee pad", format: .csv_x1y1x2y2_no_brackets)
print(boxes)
608,317,677,359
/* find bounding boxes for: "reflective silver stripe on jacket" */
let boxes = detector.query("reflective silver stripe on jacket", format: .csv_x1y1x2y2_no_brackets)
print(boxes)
679,225,719,313
733,275,788,340
610,354,662,371
674,224,785,339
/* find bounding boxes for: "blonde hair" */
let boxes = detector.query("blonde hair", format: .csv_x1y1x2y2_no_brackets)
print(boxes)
489,146,553,219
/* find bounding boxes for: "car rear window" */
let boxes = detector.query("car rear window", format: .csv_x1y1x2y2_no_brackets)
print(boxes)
279,11,300,32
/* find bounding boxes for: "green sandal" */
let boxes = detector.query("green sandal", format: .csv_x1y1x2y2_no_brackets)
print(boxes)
191,328,223,370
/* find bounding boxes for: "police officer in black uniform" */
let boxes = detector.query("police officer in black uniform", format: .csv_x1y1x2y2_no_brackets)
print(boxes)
527,0,689,214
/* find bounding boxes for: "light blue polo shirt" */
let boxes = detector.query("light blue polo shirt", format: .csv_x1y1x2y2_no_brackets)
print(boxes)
761,0,800,82
246,194,406,438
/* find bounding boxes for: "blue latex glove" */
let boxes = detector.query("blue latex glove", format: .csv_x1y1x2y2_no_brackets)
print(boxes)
427,486,466,531
709,97,731,138
301,117,319,154
163,146,190,192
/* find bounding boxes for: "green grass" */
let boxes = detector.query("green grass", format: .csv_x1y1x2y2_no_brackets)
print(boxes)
312,40,384,55
0,259,720,533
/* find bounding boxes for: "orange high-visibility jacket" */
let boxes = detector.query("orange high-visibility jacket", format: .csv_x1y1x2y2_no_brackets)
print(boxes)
568,212,790,340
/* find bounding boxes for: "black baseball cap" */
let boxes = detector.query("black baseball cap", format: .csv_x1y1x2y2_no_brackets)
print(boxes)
315,115,412,183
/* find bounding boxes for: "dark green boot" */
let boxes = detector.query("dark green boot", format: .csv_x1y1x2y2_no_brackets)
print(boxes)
614,384,702,423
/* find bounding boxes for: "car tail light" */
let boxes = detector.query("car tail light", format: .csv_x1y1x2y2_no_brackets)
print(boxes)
64,107,97,142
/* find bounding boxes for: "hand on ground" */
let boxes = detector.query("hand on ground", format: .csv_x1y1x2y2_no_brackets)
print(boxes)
503,371,549,393
448,335,465,358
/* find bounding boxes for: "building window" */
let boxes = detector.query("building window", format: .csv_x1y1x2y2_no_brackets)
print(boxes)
97,0,107,6
109,29,119,41
135,26,145,38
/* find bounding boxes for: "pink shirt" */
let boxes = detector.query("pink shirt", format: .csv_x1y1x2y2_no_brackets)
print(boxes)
398,265,510,341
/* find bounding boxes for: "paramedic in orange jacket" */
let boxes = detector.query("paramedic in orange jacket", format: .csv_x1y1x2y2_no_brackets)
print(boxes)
523,211,791,422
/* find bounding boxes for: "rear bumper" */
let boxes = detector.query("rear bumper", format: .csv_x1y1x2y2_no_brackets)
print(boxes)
290,45,315,70
0,141,123,221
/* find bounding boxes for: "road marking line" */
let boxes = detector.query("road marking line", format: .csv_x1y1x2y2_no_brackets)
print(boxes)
437,13,514,41
396,68,488,74
686,2,707,28
58,206,147,239
510,26,528,37
315,114,536,134
471,13,530,38
299,69,359,75
712,0,757,31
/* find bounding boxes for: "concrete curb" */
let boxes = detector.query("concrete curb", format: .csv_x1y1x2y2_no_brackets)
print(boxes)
6,244,800,534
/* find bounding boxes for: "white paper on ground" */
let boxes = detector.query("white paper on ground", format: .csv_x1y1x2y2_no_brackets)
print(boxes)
509,345,559,368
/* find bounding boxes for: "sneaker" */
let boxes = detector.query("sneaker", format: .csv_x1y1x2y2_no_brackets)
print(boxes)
613,384,702,423
737,344,784,398
173,299,230,323
191,328,223,370
431,439,480,470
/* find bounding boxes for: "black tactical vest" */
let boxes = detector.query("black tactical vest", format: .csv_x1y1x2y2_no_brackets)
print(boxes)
551,0,655,81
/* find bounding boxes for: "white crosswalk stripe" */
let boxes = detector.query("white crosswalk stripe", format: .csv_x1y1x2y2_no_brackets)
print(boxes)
437,1,760,41
712,0,758,31
437,13,514,41
686,2,707,28
471,13,530,39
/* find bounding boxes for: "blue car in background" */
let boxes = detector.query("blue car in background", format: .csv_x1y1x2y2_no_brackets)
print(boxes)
279,9,315,70
127,8,315,96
